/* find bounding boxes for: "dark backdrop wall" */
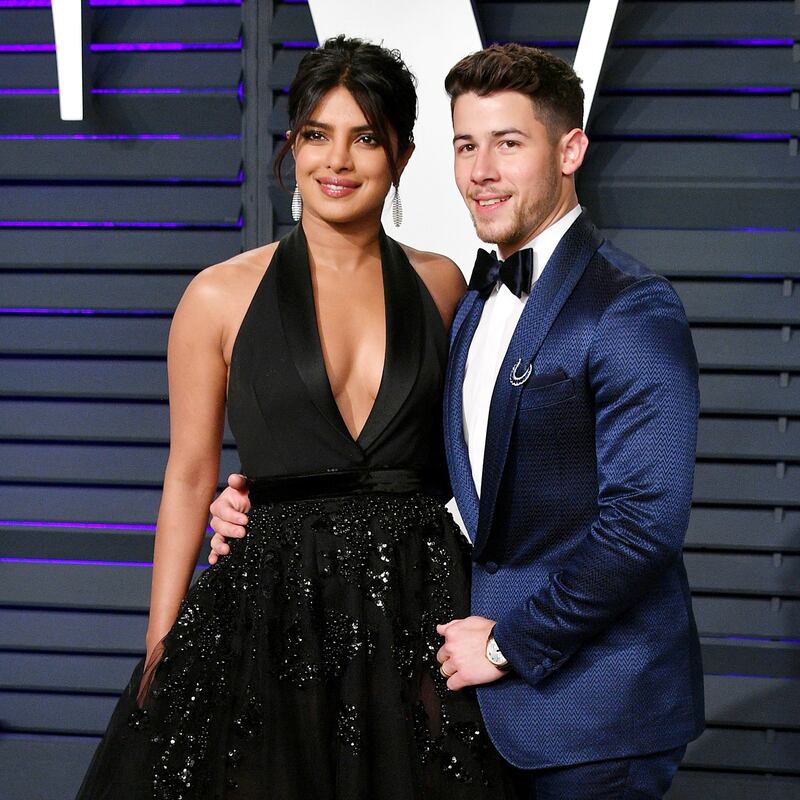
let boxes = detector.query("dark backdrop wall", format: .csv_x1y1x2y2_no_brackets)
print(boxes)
0,1,798,798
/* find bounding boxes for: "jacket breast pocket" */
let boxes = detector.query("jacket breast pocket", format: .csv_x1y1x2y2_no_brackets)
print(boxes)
518,371,576,410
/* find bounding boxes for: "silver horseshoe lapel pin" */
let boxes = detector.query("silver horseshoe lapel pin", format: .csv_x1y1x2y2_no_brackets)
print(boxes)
510,358,533,387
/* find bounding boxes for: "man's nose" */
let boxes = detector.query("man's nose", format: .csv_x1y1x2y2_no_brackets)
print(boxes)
471,148,499,184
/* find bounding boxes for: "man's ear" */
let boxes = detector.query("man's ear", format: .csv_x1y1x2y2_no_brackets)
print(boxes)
561,128,589,176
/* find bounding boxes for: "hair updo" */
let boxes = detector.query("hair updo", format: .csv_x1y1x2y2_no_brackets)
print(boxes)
274,35,418,188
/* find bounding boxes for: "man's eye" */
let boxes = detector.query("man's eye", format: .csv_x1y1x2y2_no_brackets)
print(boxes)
501,140,520,149
458,144,475,153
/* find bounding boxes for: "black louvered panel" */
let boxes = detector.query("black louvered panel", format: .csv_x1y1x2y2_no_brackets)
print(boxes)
0,441,239,485
674,280,798,325
683,727,800,773
2,274,191,311
685,552,800,596
0,358,167,399
668,771,800,800
701,638,800,678
2,484,159,523
696,417,800,461
0,691,125,736
0,230,241,271
1,139,242,180
693,462,800,506
693,596,800,639
705,675,799,728
687,507,800,551
693,328,800,371
699,373,800,416
0,608,147,653
602,229,800,278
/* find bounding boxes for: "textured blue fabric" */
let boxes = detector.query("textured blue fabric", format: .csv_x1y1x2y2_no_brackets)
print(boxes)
443,210,705,769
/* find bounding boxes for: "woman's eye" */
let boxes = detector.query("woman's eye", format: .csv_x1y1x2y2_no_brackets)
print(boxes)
358,134,378,146
301,130,325,141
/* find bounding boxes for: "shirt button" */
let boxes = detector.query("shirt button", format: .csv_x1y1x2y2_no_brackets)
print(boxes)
485,561,499,574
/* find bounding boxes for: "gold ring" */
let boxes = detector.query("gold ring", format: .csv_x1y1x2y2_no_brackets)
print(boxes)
439,662,453,679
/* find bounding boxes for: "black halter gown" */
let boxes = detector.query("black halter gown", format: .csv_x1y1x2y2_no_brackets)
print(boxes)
76,225,512,800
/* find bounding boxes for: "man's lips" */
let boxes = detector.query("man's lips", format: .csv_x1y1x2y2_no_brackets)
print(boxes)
472,194,511,213
317,177,360,198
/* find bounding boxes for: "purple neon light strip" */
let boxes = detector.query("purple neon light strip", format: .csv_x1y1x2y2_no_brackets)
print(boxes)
0,0,241,5
0,220,241,229
0,556,209,569
2,42,241,53
0,308,170,315
0,88,238,95
0,134,239,140
0,519,155,531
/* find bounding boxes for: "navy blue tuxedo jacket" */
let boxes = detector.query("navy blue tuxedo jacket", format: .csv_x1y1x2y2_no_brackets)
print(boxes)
444,211,705,769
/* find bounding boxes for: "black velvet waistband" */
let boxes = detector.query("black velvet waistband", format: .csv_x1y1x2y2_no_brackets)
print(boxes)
247,467,428,504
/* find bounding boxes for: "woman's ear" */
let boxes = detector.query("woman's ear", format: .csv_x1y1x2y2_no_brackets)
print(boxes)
396,142,416,180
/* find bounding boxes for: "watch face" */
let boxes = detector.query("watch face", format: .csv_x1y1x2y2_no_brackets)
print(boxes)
486,637,507,666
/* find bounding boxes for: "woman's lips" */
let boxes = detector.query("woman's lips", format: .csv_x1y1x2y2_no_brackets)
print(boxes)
318,179,359,198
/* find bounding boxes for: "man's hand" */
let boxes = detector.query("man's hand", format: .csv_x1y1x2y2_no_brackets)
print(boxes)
436,616,508,691
207,473,251,565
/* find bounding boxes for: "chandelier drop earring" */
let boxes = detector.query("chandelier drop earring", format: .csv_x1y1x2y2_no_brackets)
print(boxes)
291,184,303,222
391,184,403,228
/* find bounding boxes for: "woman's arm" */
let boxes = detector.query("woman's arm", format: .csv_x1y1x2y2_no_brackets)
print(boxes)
145,268,228,657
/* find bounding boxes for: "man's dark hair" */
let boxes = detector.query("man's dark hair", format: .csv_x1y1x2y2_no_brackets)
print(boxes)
275,35,417,187
444,44,584,141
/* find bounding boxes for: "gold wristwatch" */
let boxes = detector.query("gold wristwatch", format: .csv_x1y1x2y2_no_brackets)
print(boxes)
485,625,510,670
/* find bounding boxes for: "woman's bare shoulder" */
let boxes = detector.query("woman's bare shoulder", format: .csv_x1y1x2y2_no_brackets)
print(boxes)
399,243,467,329
190,242,280,305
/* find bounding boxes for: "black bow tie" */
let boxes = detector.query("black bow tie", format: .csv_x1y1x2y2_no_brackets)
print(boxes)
468,248,534,298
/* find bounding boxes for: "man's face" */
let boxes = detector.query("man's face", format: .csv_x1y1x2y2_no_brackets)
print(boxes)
452,90,563,253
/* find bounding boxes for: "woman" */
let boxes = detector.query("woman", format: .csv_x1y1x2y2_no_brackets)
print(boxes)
76,37,513,800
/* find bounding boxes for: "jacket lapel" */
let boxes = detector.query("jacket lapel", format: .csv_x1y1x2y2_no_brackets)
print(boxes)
443,289,484,541
473,211,605,558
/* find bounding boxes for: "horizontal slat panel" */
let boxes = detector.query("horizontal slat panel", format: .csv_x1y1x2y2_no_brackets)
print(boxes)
1,274,190,311
0,608,146,654
701,638,800,679
0,690,118,735
0,139,242,180
582,143,800,181
0,562,203,610
705,674,800,728
0,229,241,270
1,484,163,523
0,399,235,444
0,442,239,485
0,317,171,356
692,328,800,372
685,552,800,596
0,734,99,799
2,6,242,43
0,358,167,399
581,181,798,230
603,229,800,278
1,186,241,223
0,52,242,89
686,507,800,552
693,596,800,639
0,93,241,135
482,1,796,41
696,417,800,461
699,373,800,417
674,280,799,325
693,462,800,507
590,95,799,137
0,652,139,693
684,727,800,773
668,770,800,800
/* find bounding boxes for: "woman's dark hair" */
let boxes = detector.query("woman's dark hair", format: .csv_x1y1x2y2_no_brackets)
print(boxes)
275,36,417,188
445,44,583,141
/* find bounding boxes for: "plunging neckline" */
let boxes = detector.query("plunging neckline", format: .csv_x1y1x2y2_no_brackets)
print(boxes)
304,234,390,446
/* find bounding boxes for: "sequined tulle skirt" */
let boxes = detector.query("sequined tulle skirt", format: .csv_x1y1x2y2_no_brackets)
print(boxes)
76,486,514,800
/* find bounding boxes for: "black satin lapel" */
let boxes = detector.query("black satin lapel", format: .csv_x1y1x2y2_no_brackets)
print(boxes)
473,211,604,557
357,231,422,450
275,224,363,454
443,290,484,541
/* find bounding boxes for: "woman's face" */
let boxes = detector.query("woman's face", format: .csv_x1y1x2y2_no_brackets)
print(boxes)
292,86,403,227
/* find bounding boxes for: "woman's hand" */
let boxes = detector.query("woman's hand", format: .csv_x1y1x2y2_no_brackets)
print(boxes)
207,473,252,564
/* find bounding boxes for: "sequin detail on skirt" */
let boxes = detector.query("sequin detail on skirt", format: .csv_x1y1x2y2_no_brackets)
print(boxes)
76,492,514,800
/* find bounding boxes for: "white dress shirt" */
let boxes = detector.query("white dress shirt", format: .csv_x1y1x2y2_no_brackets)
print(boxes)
462,205,582,498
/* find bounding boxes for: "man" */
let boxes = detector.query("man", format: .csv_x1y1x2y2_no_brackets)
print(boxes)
208,44,704,798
